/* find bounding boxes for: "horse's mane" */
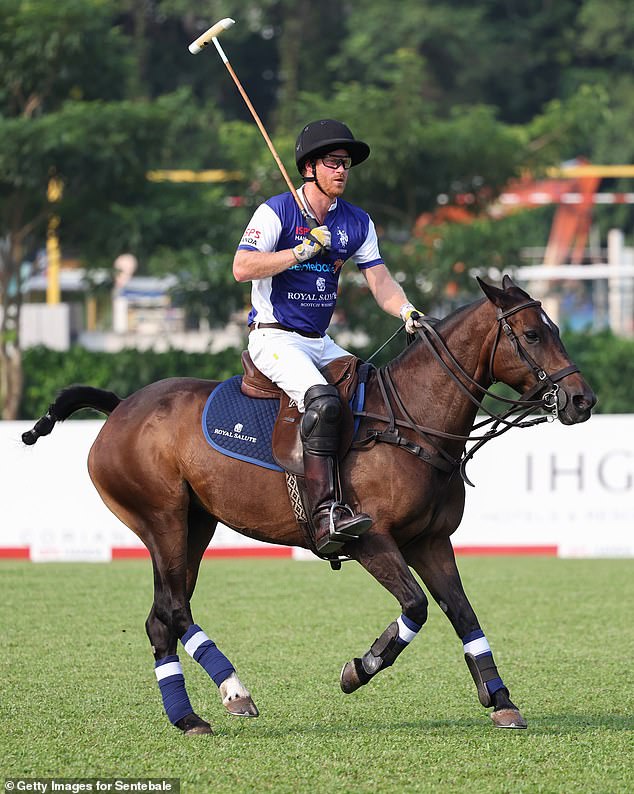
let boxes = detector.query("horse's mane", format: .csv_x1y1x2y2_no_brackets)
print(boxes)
436,295,488,333
388,295,488,369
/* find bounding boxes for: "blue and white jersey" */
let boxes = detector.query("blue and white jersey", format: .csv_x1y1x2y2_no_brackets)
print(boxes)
237,186,384,336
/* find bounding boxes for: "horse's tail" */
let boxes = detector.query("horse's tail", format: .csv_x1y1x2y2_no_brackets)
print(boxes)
21,385,122,446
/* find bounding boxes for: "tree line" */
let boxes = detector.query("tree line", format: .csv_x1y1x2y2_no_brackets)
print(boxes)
20,329,634,418
2,0,633,417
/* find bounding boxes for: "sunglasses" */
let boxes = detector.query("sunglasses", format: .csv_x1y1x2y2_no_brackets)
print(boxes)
320,155,352,171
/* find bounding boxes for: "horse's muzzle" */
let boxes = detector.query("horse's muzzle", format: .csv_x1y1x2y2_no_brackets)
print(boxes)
558,381,597,425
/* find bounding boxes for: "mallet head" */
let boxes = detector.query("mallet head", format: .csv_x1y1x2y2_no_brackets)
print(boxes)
188,17,235,54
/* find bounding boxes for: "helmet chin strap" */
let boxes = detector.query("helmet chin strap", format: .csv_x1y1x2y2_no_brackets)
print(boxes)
302,160,332,200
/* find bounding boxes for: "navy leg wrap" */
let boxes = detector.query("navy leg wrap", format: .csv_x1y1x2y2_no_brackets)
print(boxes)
155,655,194,725
181,624,235,687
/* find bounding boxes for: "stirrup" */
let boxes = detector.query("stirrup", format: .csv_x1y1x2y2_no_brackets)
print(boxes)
329,502,352,532
313,502,372,556
328,502,372,540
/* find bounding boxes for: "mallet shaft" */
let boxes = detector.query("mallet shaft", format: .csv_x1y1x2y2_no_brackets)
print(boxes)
222,61,308,222
189,18,315,228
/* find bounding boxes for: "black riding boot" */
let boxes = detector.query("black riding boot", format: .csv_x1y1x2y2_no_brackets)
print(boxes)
301,384,373,555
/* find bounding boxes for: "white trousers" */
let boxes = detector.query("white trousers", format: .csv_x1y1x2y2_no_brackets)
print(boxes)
247,328,350,412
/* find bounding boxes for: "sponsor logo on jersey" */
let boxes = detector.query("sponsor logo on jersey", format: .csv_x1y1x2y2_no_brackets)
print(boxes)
289,261,336,273
337,228,349,248
287,291,337,302
240,226,262,247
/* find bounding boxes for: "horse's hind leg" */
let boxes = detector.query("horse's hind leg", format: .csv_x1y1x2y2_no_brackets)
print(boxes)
97,480,255,733
143,509,218,736
340,533,429,694
147,516,255,733
405,536,527,729
90,444,211,734
186,500,258,718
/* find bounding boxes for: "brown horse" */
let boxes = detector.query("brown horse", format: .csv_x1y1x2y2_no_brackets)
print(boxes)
23,276,596,735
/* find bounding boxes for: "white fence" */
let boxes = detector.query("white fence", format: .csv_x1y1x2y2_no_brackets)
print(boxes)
1,415,632,560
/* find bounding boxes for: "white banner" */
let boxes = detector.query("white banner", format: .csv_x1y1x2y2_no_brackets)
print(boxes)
455,414,634,557
1,415,632,559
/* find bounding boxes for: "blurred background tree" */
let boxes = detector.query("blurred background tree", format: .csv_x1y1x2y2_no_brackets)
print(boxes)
2,0,633,415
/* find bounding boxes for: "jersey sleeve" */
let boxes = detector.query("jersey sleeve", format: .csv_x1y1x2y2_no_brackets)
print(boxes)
350,216,384,270
236,203,283,253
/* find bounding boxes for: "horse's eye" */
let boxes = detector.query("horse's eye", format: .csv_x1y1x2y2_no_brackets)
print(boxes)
524,330,540,343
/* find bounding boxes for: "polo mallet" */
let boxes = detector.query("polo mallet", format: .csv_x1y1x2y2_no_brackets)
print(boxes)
188,18,316,229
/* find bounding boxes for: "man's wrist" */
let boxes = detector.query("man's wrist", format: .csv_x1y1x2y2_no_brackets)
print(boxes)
399,302,416,321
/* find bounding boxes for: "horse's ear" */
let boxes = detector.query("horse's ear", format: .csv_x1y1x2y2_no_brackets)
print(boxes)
501,273,531,298
477,276,504,304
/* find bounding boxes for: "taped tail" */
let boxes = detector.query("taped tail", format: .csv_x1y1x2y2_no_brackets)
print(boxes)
22,386,121,446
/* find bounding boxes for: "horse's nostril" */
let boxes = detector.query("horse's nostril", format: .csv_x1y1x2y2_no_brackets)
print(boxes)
573,392,596,411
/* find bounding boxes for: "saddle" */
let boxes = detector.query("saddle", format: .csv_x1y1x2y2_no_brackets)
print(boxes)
240,351,361,476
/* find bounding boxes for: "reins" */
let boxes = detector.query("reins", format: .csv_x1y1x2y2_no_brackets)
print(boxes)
354,300,580,485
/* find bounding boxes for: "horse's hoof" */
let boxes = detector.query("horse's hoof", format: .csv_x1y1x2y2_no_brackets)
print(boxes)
340,660,363,694
490,708,527,729
224,695,259,717
176,713,213,735
184,723,213,736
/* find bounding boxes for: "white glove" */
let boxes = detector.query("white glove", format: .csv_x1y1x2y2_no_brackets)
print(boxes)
292,226,331,263
400,302,425,334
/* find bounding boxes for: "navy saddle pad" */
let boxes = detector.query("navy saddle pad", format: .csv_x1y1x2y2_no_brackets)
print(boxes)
202,375,366,472
202,376,283,471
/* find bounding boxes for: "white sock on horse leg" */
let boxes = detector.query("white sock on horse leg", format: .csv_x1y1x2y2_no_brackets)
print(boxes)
219,671,251,704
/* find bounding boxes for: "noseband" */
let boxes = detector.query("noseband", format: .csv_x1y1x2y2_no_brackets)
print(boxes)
489,300,579,422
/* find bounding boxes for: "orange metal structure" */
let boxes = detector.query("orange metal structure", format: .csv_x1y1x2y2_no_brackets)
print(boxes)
415,161,634,266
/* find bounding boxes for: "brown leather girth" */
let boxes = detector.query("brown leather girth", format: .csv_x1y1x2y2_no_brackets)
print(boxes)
240,350,360,476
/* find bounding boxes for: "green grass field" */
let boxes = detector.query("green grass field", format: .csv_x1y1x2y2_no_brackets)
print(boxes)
2,557,633,793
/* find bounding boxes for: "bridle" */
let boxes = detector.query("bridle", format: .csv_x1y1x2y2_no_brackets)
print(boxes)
488,300,579,420
354,299,580,485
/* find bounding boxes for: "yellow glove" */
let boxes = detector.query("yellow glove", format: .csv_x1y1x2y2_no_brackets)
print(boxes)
292,225,331,263
400,302,425,334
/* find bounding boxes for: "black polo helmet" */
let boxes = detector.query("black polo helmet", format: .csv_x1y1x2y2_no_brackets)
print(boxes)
295,119,370,174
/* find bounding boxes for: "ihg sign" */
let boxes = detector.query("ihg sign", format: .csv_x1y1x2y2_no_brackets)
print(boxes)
525,449,633,493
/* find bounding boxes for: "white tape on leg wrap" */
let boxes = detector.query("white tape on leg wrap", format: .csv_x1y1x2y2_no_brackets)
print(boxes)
183,629,210,657
396,616,419,644
463,635,491,656
155,661,183,681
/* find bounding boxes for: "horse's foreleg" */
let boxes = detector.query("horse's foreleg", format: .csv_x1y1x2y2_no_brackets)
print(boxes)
340,532,429,694
405,536,527,728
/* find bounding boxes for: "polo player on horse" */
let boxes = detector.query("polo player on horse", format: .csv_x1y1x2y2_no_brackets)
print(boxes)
232,119,424,554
